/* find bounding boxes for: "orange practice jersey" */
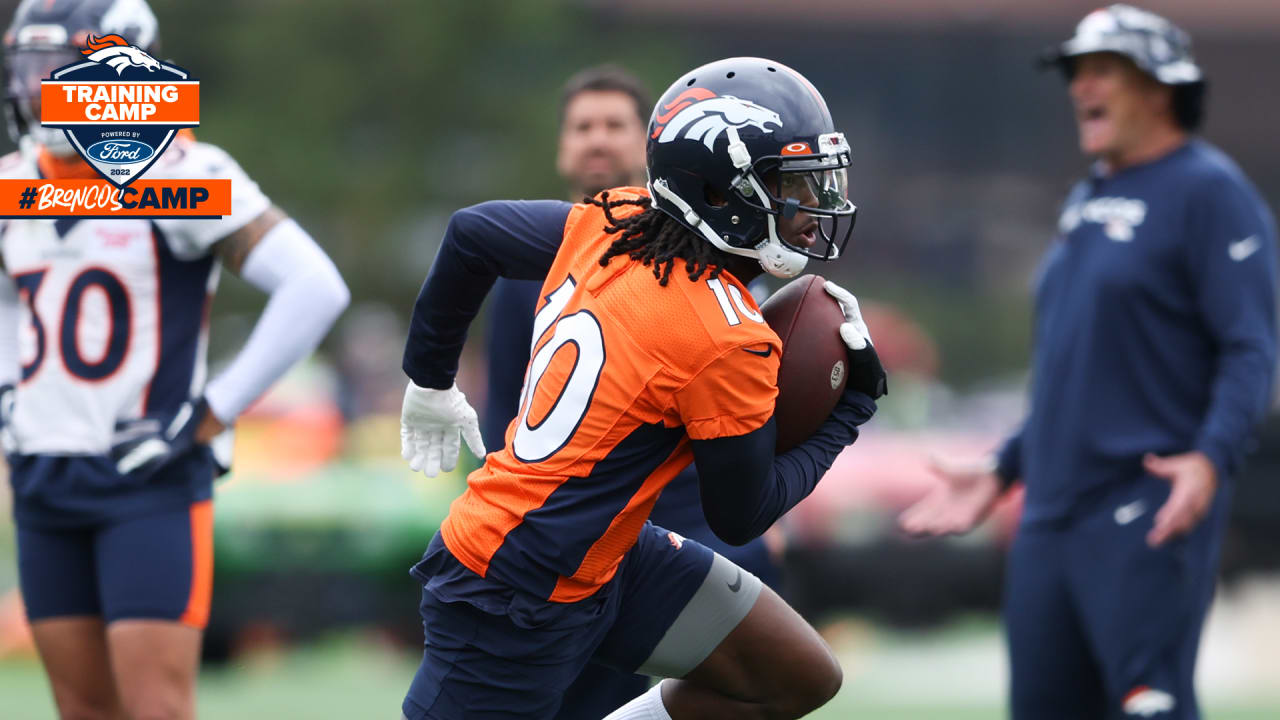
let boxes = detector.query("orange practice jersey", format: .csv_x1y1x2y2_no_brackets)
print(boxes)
440,188,781,602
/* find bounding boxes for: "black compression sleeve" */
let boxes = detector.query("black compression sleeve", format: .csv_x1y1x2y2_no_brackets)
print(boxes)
692,387,877,545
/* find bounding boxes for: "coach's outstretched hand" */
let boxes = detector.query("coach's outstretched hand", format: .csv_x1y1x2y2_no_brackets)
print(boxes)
401,381,486,477
899,455,1003,536
824,281,887,399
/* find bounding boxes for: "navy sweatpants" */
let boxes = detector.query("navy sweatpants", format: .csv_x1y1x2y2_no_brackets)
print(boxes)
1004,474,1231,720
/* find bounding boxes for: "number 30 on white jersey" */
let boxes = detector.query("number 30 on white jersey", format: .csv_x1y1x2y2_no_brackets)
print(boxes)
0,139,270,455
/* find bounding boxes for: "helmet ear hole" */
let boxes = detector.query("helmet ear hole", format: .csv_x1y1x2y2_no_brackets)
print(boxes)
704,183,727,207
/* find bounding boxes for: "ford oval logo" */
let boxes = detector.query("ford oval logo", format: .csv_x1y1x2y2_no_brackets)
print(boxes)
86,140,155,165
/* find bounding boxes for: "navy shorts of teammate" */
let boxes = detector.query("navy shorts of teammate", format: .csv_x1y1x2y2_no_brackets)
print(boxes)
11,449,217,628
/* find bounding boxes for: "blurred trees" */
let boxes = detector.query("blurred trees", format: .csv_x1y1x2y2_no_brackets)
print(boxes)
1,1,1274,389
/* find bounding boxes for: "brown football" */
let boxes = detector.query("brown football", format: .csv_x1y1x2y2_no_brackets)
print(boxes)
760,274,848,453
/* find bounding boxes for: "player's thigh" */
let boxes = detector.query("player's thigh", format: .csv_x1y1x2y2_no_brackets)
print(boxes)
403,587,603,720
106,620,201,720
1005,524,1106,720
18,523,124,718
676,582,840,718
596,523,838,713
29,617,126,720
95,502,212,718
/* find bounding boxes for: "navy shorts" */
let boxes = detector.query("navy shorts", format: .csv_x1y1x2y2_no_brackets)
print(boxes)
17,499,215,627
11,453,216,628
552,468,782,720
9,449,215,528
1004,474,1231,720
402,522,760,720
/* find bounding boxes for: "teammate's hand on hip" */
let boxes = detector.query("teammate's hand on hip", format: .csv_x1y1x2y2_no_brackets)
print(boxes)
1143,451,1217,548
193,407,228,444
400,381,486,478
193,408,233,477
899,454,1003,536
824,281,887,399
111,397,212,481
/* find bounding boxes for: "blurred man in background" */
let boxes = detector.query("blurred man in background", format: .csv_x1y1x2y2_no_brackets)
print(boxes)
902,5,1277,719
0,1,349,718
481,63,785,720
482,65,650,453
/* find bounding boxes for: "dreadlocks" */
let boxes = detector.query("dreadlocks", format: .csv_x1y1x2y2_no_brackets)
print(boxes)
592,191,728,286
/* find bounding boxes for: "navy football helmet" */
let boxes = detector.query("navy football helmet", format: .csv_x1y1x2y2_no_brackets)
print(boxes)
3,0,158,151
646,57,856,279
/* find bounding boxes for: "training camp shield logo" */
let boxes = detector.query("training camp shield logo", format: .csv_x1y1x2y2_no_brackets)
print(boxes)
652,88,782,151
40,34,198,188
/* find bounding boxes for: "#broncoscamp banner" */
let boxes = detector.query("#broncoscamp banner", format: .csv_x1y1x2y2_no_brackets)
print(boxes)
0,34,226,218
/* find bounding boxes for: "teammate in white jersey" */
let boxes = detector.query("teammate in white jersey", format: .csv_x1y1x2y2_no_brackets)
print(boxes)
0,2,350,718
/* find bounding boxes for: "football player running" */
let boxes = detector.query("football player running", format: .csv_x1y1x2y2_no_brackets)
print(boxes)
400,57,885,720
0,1,349,719
481,64,788,720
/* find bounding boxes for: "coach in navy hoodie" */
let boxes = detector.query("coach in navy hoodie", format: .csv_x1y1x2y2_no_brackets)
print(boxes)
900,6,1277,720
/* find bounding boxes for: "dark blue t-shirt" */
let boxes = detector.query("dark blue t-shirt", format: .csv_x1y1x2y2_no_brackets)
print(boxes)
998,139,1278,522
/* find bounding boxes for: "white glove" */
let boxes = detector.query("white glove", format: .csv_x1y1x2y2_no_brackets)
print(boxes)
823,280,873,351
824,280,887,399
400,381,486,477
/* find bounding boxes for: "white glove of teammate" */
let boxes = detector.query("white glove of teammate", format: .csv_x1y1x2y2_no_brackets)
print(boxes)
400,380,486,477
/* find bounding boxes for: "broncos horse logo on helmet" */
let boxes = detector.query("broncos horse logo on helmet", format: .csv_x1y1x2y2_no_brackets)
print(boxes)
646,57,857,279
652,89,783,152
80,33,160,74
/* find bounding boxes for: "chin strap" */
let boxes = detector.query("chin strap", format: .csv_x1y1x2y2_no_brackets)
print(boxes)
758,214,808,278
649,175,809,279
649,177,748,256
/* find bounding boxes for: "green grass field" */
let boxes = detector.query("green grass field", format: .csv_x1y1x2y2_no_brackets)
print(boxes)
2,626,1277,719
